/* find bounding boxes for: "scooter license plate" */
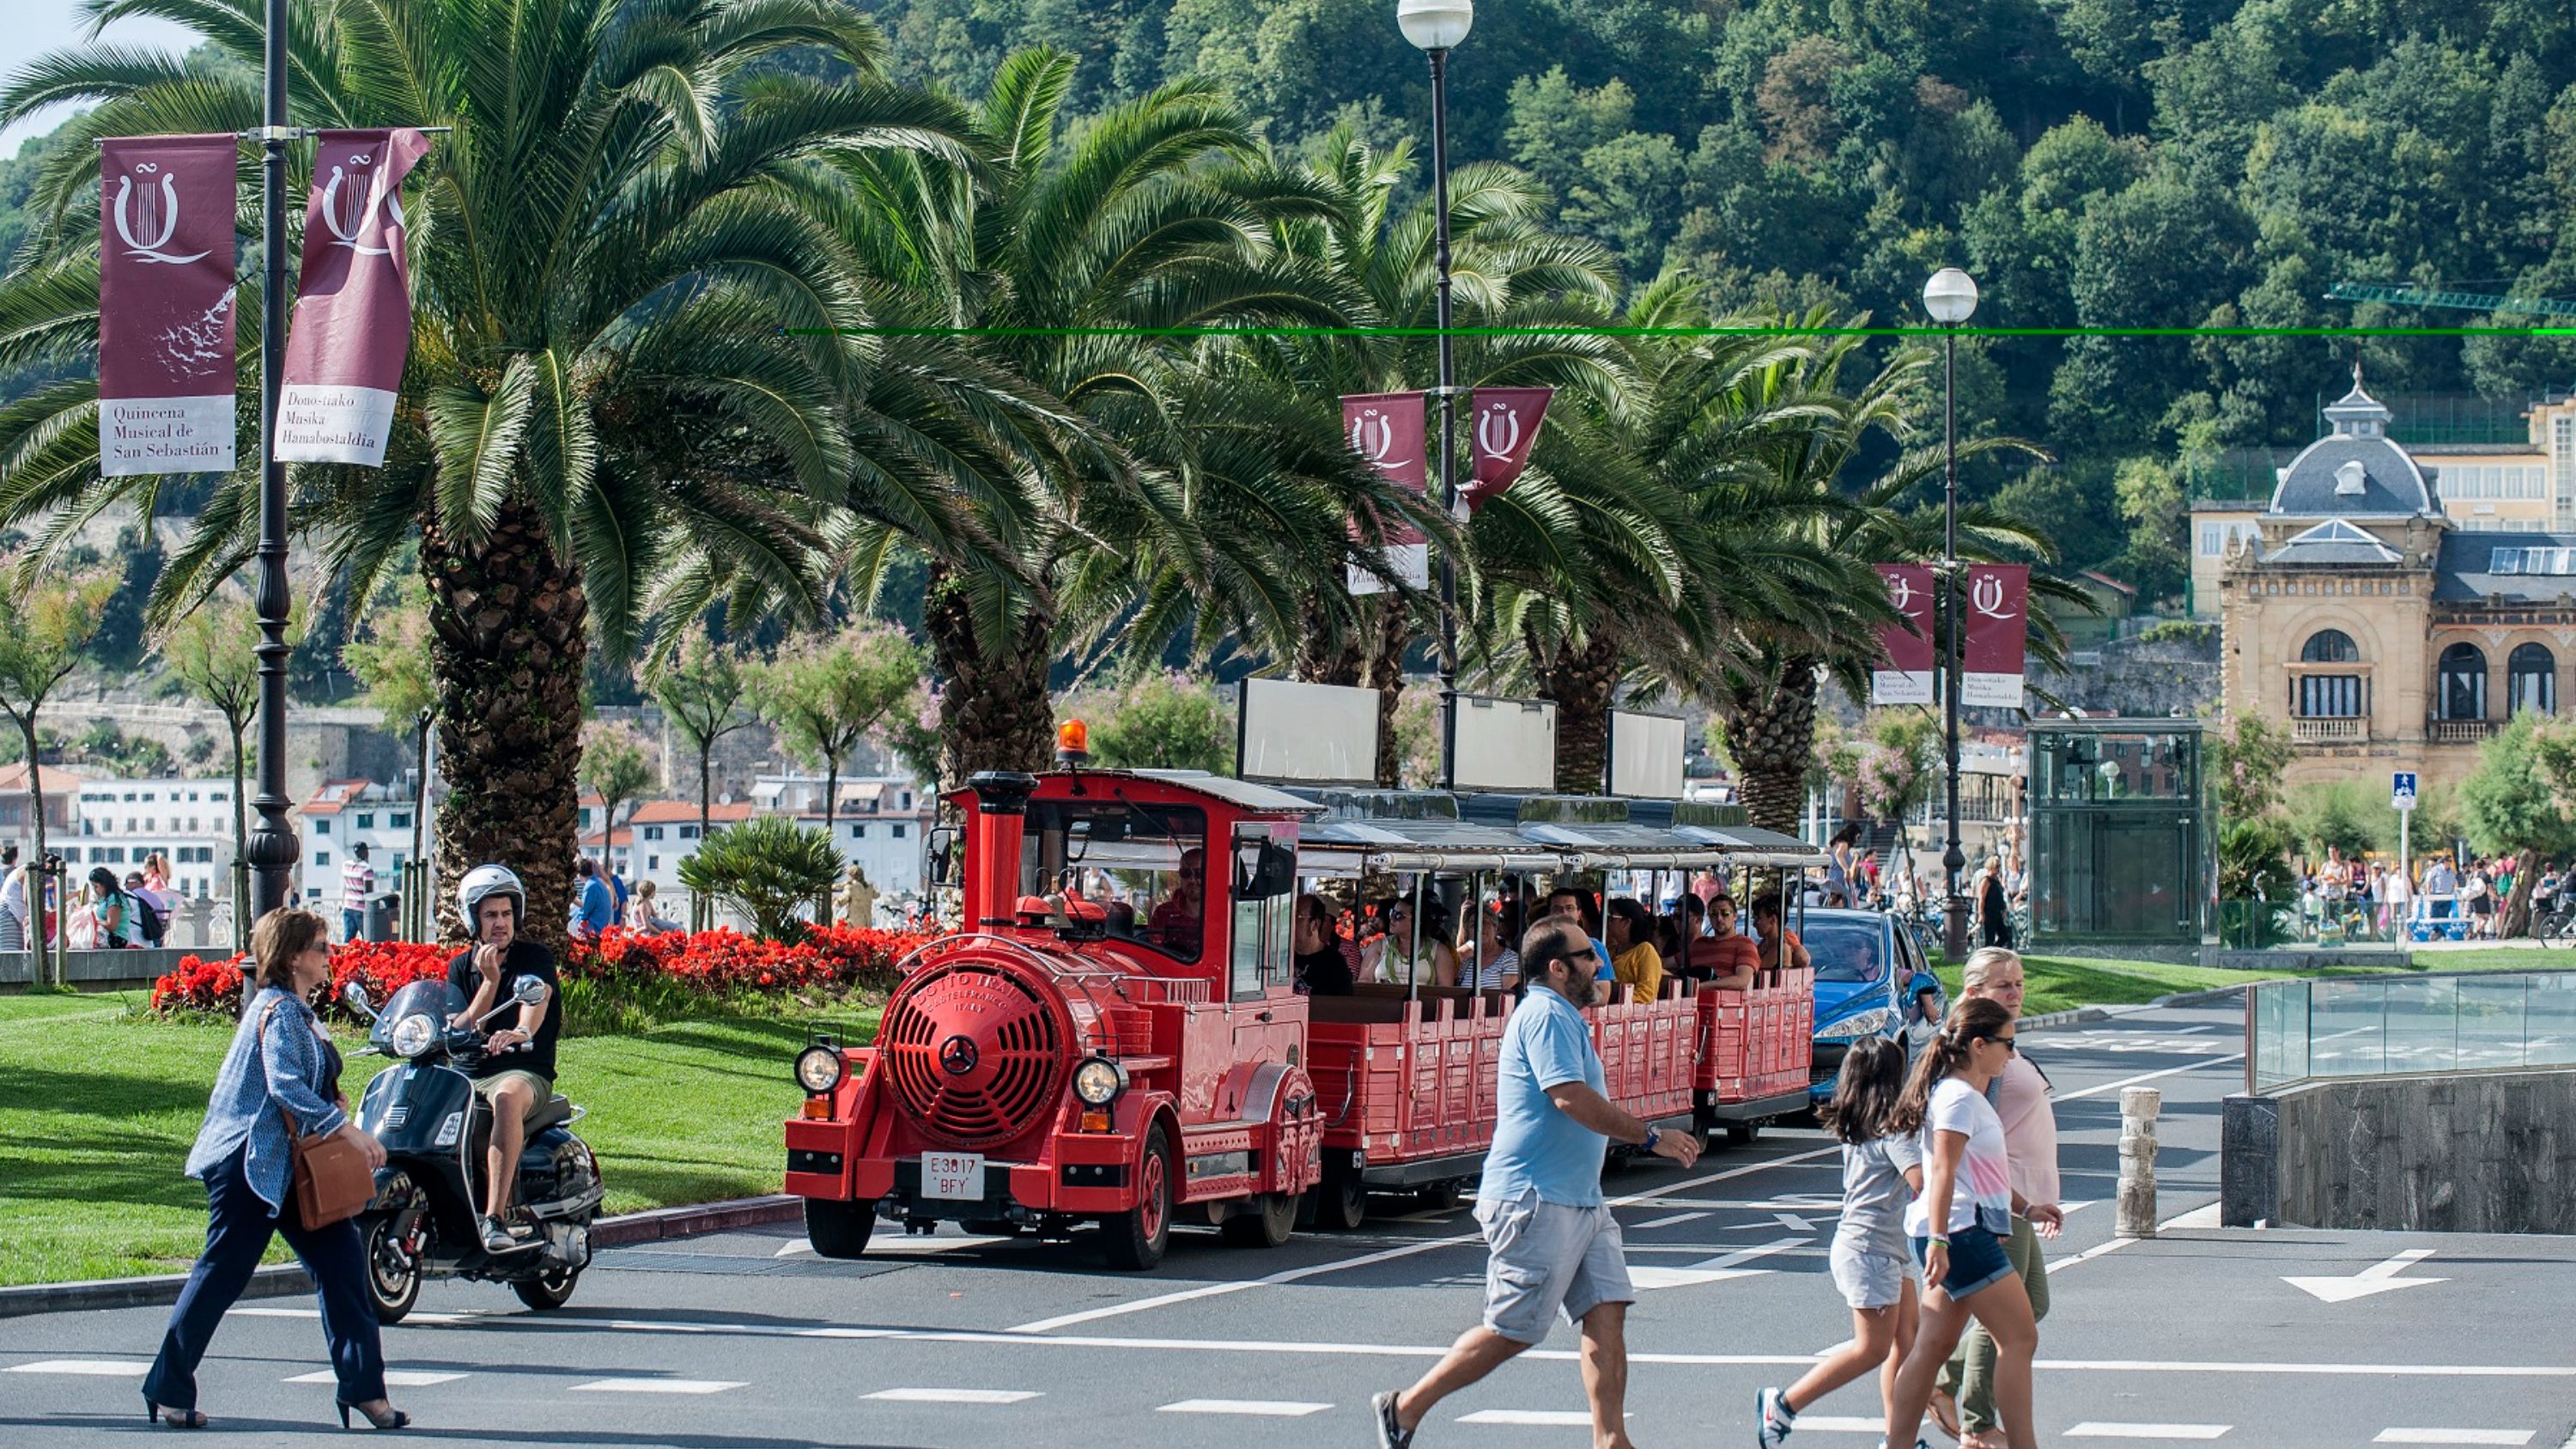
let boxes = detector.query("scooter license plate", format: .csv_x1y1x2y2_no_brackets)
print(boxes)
920,1152,984,1202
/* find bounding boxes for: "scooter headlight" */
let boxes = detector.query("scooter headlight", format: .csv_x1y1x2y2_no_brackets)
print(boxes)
389,1013,439,1059
794,1045,848,1094
1072,1056,1127,1106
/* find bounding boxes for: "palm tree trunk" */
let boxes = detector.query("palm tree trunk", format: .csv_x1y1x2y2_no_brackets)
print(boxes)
421,500,588,958
1534,629,1621,796
1722,655,1821,839
926,564,1054,780
1364,604,1408,788
1295,588,1364,686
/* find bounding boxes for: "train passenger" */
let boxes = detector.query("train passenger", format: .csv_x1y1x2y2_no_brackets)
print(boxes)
1366,897,1459,988
1601,898,1666,1002
1147,847,1206,955
1543,887,1618,981
1291,893,1354,995
1462,898,1523,992
1370,918,1701,1449
1749,895,1810,981
1656,894,1705,982
1686,893,1760,990
1756,1036,1923,1449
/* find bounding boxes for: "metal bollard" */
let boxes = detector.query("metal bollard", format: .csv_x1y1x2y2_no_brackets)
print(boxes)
2117,1086,2162,1237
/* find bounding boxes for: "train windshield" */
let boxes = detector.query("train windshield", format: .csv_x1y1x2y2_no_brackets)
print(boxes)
1023,798,1209,962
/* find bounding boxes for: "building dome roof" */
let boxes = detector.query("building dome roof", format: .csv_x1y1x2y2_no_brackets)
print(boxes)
2265,366,2434,519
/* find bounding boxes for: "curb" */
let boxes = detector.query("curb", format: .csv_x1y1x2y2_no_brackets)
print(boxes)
0,1194,804,1321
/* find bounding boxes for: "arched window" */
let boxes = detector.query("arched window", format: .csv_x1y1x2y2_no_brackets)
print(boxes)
2511,642,2555,715
2297,630,2364,717
2439,642,2488,721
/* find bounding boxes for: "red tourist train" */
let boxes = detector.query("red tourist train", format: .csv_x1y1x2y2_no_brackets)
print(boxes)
782,746,1817,1269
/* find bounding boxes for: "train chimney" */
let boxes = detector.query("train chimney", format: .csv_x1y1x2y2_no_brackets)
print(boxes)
963,771,1039,928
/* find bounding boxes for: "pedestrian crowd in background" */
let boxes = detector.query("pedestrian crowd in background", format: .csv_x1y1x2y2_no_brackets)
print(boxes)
0,843,179,951
1819,826,2031,950
2288,844,2567,941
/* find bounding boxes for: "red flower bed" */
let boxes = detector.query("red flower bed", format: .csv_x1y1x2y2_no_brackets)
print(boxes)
149,939,454,1021
564,925,930,997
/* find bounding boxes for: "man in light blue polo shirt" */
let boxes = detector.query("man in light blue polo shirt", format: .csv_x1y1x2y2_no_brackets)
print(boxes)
1373,920,1701,1449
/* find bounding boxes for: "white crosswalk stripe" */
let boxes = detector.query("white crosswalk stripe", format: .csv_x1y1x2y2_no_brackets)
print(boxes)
284,1369,466,1387
2373,1432,2535,1446
1792,1417,1891,1434
3,1360,149,1376
1157,1399,1332,1416
864,1387,1041,1404
2066,1424,2232,1440
567,1378,744,1394
1458,1409,1599,1426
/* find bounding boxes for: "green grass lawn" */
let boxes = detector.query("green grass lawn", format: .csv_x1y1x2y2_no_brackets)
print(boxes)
1931,950,2576,1018
0,991,879,1288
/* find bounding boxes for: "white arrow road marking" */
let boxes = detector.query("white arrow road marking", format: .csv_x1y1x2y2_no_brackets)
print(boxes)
1629,1234,1807,1289
1631,1211,1708,1230
2284,1248,2447,1303
1772,1211,1815,1232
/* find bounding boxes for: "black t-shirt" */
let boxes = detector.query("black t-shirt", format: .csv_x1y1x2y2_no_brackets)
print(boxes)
1295,946,1354,996
445,940,563,1083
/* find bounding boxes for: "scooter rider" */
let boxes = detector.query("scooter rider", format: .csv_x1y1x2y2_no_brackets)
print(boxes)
447,865,563,1255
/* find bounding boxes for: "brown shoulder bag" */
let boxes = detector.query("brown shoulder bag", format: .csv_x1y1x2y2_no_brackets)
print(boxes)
261,1002,375,1228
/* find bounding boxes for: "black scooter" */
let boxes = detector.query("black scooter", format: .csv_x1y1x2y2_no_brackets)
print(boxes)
342,977,604,1322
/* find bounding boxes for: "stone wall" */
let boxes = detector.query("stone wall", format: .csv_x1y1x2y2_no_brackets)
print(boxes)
2224,1068,2576,1234
2028,629,2222,717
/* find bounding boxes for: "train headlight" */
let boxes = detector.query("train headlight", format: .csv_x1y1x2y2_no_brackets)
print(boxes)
1072,1056,1127,1106
795,1045,848,1094
388,1013,439,1059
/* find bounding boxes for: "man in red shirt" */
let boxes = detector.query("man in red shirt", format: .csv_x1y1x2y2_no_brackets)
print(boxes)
1148,848,1206,957
1687,893,1760,990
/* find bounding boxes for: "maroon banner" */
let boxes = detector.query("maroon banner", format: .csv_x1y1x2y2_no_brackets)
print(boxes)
1342,391,1428,594
1463,386,1552,512
1871,563,1936,704
276,128,431,466
1961,563,2030,707
98,134,239,478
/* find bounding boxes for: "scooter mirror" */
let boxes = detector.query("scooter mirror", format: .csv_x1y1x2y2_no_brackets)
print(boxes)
511,976,548,1006
341,983,377,1020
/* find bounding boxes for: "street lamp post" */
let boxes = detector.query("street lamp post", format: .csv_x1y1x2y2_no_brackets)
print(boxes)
1400,0,1471,775
1923,265,1978,962
246,0,299,919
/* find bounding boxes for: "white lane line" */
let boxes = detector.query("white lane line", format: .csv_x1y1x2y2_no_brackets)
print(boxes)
1157,1399,1332,1416
1795,1416,1889,1434
284,1369,466,1387
1008,1144,1845,1334
865,1387,1041,1403
1631,1211,1708,1230
568,1379,745,1395
2057,1053,2245,1103
2066,1424,2231,1440
1630,1234,1807,1289
4,1360,149,1376
1460,1409,1617,1425
230,1306,477,1324
2374,1432,2536,1446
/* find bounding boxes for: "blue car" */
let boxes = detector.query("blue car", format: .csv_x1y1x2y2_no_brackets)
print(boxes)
1793,908,1947,1105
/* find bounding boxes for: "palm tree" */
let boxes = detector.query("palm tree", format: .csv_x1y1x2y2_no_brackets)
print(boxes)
0,0,1001,944
809,54,1431,780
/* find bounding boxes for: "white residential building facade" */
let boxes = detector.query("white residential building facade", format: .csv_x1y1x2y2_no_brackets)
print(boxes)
296,778,427,910
71,775,241,899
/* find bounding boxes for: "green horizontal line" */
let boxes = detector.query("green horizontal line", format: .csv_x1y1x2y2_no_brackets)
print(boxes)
774,325,2576,338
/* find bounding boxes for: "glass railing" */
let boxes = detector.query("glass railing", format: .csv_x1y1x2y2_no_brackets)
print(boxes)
2248,970,2576,1091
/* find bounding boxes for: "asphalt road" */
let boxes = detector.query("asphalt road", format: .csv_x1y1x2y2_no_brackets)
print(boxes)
6,1000,2573,1449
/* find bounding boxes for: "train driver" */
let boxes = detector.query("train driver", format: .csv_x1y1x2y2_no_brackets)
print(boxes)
1149,847,1207,956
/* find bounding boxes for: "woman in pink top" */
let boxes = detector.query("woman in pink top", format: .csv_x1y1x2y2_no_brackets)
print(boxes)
1928,947,2062,1449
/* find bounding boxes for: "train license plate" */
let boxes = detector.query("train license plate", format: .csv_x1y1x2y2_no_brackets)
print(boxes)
920,1152,983,1202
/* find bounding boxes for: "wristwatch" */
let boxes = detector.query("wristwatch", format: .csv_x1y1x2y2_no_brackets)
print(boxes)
1641,1126,1662,1152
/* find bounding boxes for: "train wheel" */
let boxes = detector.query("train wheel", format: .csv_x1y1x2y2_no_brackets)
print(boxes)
1416,1180,1461,1211
1219,1192,1296,1248
1102,1124,1175,1271
1309,1163,1367,1232
804,1196,878,1259
1726,1121,1763,1147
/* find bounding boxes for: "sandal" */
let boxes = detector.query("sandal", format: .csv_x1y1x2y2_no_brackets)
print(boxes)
1928,1385,1962,1442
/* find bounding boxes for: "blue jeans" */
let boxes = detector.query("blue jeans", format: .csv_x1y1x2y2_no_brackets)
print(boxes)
143,1144,385,1412
343,908,365,943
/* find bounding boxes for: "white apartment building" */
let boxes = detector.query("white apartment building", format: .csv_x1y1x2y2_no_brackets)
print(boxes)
754,773,929,897
296,778,427,909
70,775,241,899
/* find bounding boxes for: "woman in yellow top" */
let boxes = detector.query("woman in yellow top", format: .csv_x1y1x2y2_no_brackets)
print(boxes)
1601,897,1665,1002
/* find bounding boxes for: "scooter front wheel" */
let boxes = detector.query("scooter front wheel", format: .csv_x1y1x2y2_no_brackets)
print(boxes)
360,1194,424,1324
511,1266,580,1312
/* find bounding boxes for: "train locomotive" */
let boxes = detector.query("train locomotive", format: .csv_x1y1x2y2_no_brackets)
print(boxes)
783,734,1816,1269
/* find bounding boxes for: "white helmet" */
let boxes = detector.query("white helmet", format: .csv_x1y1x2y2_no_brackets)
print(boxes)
457,863,526,929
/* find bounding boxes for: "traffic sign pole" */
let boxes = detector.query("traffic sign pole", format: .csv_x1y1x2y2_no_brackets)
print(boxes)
2393,771,2418,938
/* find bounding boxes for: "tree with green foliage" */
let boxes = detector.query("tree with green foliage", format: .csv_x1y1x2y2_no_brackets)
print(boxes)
2286,780,2377,860
0,568,114,988
343,581,434,886
2461,712,2576,936
650,634,753,862
758,625,923,922
1083,673,1233,775
580,723,658,874
2209,713,2296,821
677,816,841,943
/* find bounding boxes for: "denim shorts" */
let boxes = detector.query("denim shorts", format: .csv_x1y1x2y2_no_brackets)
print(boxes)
1911,1222,2014,1300
1474,1191,1634,1343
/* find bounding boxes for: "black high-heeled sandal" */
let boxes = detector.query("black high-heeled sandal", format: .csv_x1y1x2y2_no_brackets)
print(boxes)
143,1396,209,1429
337,1400,411,1431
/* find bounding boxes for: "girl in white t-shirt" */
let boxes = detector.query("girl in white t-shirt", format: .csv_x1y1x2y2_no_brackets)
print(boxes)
1880,996,2045,1449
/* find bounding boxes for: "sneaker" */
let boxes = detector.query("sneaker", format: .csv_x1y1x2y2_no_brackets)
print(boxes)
1756,1386,1796,1447
1370,1389,1414,1449
478,1215,528,1254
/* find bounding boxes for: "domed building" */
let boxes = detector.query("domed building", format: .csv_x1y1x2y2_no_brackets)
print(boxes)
2216,369,2576,790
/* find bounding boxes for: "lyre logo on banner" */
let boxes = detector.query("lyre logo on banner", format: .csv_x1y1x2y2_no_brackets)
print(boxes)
1870,563,1936,705
98,134,239,478
317,149,405,256
1960,564,2031,707
1340,391,1429,596
1463,387,1551,514
111,162,213,265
